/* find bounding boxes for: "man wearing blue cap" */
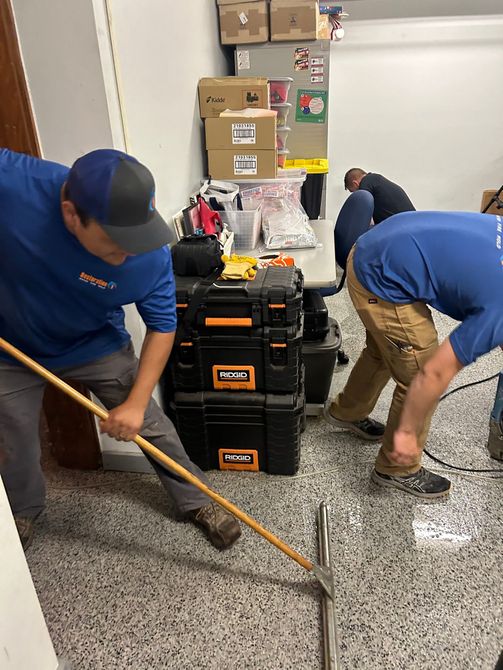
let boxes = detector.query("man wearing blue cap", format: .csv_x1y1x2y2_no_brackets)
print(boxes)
0,148,241,550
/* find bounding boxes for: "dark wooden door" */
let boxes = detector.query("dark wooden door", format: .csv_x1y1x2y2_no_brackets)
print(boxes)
1,0,102,469
0,0,39,154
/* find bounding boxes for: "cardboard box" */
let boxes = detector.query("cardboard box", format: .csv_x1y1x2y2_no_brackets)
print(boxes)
205,115,276,150
480,189,503,215
198,77,269,118
217,0,269,45
208,149,277,180
270,0,328,41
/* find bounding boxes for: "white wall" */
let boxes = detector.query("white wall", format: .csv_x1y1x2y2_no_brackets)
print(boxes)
327,15,503,215
342,0,503,21
106,0,230,221
11,0,116,166
0,478,58,670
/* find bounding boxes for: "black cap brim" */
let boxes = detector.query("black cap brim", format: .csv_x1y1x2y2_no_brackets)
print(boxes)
99,209,173,255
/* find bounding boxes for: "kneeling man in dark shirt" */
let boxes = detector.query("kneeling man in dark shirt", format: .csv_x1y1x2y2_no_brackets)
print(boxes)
344,168,415,224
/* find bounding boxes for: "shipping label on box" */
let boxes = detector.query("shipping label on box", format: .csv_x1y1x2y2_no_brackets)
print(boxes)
218,0,269,45
208,149,277,180
198,77,269,118
205,115,276,150
233,123,256,144
235,154,258,175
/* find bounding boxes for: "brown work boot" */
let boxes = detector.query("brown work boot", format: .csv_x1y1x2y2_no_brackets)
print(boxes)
187,503,241,549
15,516,35,551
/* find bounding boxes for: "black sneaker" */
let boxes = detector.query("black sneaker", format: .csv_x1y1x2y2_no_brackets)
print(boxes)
324,408,385,441
187,503,241,549
487,419,503,461
15,516,35,551
371,467,451,499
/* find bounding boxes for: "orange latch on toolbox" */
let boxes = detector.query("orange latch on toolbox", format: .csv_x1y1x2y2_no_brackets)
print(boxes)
218,449,259,471
212,365,256,390
205,317,252,327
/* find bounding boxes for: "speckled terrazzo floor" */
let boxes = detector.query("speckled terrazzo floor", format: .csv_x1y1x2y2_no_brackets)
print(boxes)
27,287,503,670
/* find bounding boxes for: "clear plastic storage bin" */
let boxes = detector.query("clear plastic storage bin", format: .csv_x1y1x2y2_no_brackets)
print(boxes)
271,102,291,128
276,127,290,150
235,174,307,211
269,77,293,104
277,149,290,168
219,208,262,250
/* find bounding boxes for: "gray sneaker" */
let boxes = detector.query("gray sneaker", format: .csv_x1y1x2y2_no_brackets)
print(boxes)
324,407,385,441
371,467,451,499
187,503,241,549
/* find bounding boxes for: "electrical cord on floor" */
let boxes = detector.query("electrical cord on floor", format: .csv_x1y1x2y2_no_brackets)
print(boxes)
423,372,503,475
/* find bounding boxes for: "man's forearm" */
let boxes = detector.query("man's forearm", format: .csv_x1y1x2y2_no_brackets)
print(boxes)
397,369,446,437
128,330,175,410
398,338,464,438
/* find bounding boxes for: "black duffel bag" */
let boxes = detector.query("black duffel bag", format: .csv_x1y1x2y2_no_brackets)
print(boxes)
171,234,223,277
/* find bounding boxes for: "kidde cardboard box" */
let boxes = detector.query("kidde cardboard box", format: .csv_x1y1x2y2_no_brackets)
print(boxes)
208,150,277,180
270,0,329,41
198,77,269,118
217,0,269,45
205,112,276,151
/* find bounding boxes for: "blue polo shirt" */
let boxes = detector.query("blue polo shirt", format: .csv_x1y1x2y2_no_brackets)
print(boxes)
353,211,503,366
0,149,176,369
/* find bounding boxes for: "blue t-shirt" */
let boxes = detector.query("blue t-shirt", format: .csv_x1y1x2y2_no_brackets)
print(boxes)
353,211,503,366
0,149,176,369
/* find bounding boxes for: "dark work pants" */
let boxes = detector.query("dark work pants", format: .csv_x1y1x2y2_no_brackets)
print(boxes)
0,344,211,518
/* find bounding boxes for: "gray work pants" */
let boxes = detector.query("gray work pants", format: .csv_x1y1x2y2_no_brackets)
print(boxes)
0,343,211,518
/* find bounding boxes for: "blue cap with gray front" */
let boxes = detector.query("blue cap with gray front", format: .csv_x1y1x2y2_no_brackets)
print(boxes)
66,149,172,254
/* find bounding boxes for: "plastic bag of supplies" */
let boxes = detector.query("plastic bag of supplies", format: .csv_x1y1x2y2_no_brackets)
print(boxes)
261,198,317,250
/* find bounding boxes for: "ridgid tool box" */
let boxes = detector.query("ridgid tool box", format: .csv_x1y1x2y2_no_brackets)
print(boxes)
174,266,303,330
170,325,302,394
172,387,304,475
165,266,305,475
171,266,303,394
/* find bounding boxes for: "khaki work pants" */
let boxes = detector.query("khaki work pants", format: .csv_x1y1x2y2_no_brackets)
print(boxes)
330,247,439,475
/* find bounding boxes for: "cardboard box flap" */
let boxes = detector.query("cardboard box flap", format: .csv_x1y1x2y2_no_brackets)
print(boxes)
199,77,268,88
220,108,277,118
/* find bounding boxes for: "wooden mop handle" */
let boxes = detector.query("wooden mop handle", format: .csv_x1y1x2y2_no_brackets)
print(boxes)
0,337,313,573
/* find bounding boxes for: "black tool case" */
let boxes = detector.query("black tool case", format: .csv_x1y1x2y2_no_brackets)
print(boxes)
302,289,330,342
170,324,303,394
303,318,341,404
172,385,304,475
175,266,304,331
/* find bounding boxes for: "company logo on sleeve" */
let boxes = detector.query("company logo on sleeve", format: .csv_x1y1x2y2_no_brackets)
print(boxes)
79,272,118,290
496,217,503,267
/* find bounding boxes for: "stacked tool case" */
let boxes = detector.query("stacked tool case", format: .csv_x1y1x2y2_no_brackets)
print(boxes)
301,289,341,405
164,267,306,475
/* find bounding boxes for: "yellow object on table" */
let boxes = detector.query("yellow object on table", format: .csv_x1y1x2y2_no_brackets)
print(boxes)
221,254,258,280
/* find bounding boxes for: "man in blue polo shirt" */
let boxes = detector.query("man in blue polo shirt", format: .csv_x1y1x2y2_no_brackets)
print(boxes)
0,148,241,550
325,210,503,498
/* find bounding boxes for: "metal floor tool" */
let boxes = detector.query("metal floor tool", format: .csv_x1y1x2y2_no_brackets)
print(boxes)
318,502,342,669
0,337,338,603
